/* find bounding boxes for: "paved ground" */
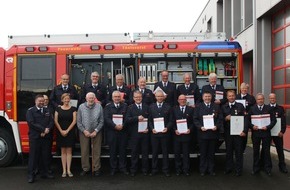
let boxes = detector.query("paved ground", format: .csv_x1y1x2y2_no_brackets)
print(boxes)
0,146,290,190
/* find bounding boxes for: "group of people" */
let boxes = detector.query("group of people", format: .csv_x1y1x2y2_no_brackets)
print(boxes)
26,70,288,183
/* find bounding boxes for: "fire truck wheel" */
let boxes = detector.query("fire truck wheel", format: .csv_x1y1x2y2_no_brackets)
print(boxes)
0,128,17,167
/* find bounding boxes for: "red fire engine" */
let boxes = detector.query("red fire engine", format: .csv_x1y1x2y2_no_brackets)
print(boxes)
0,32,243,166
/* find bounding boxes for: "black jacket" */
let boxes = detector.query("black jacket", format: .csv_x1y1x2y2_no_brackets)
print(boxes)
270,104,286,134
236,93,256,114
50,84,79,108
154,81,177,107
129,88,154,106
107,85,131,105
176,83,201,104
201,84,227,105
80,83,107,107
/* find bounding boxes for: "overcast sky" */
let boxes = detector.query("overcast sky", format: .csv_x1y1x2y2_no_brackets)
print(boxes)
0,0,208,48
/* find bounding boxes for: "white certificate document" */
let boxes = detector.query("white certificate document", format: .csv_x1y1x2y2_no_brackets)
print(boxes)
138,118,148,132
215,91,224,100
251,114,270,129
230,116,244,135
185,95,195,106
70,99,78,107
203,115,215,129
113,114,123,125
176,119,188,133
271,118,281,136
154,117,165,132
235,99,246,108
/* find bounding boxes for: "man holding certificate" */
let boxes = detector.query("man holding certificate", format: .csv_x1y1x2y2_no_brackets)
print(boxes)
104,91,129,176
172,95,194,176
176,73,201,107
248,93,276,176
149,90,173,177
193,91,223,176
125,90,150,176
201,73,227,106
268,93,288,173
107,74,131,105
221,90,247,176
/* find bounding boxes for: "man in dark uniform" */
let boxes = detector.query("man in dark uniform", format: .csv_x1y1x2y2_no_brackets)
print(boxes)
268,93,288,173
154,70,177,107
201,73,227,105
104,90,129,175
248,93,276,176
222,90,247,176
107,74,131,105
125,90,150,176
236,82,256,151
193,91,223,176
130,77,154,106
26,94,54,183
80,71,107,107
149,90,173,177
172,94,194,176
50,74,79,109
176,73,201,106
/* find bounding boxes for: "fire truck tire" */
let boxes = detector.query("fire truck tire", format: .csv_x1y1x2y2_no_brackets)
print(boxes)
0,128,17,167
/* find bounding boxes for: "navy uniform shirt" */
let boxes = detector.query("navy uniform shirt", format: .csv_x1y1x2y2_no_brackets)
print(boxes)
80,83,107,107
154,81,177,107
107,85,131,105
177,83,201,105
270,104,286,134
50,84,79,108
201,84,227,105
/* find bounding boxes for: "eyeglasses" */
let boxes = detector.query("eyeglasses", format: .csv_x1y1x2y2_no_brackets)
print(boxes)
44,99,49,101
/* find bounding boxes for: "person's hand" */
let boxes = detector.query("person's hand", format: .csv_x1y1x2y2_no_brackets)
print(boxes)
138,115,144,121
212,126,217,131
240,132,246,137
152,129,157,134
44,128,50,134
201,127,207,131
162,128,168,133
225,115,231,121
185,129,190,134
83,130,91,137
214,99,221,104
90,131,97,138
175,130,180,135
253,126,258,130
261,126,267,131
40,133,45,137
140,128,148,133
278,132,283,138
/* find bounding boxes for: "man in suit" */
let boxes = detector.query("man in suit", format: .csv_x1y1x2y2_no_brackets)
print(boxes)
221,90,247,176
172,94,194,176
104,91,129,175
248,93,276,176
201,73,226,105
80,71,107,107
26,94,54,183
154,70,177,107
50,74,79,109
125,90,150,176
193,91,223,176
268,93,288,173
149,90,173,177
107,74,131,105
177,73,201,106
236,82,256,151
130,77,154,106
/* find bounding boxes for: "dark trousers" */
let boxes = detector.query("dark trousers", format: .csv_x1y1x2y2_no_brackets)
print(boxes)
130,135,149,173
199,139,216,173
272,136,286,169
28,138,51,177
224,133,244,173
174,140,190,173
252,136,272,172
109,132,128,172
151,135,169,173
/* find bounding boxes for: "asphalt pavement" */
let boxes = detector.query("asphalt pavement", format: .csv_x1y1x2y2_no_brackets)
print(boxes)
0,146,290,190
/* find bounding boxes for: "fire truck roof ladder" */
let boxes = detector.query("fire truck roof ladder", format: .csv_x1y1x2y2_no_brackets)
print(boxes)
7,33,132,47
133,32,226,42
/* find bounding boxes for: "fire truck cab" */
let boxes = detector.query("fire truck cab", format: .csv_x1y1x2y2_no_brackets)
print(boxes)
0,32,242,166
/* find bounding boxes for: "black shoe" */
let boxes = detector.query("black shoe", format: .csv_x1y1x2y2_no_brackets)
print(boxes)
130,172,136,177
251,170,259,175
121,170,129,175
235,172,241,177
184,172,190,176
28,176,34,183
224,170,232,175
176,171,181,176
149,172,157,176
164,172,171,177
110,171,116,176
94,170,101,177
143,172,148,176
265,171,272,176
200,173,205,176
80,170,90,176
48,169,53,175
280,168,288,174
210,172,216,176
41,174,54,179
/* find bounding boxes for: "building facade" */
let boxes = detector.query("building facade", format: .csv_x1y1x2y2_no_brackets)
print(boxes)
191,0,290,150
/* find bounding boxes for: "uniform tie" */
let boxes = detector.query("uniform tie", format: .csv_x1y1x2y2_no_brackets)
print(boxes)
259,106,262,111
207,104,210,108
185,85,189,89
63,86,68,91
163,82,167,88
181,107,184,113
